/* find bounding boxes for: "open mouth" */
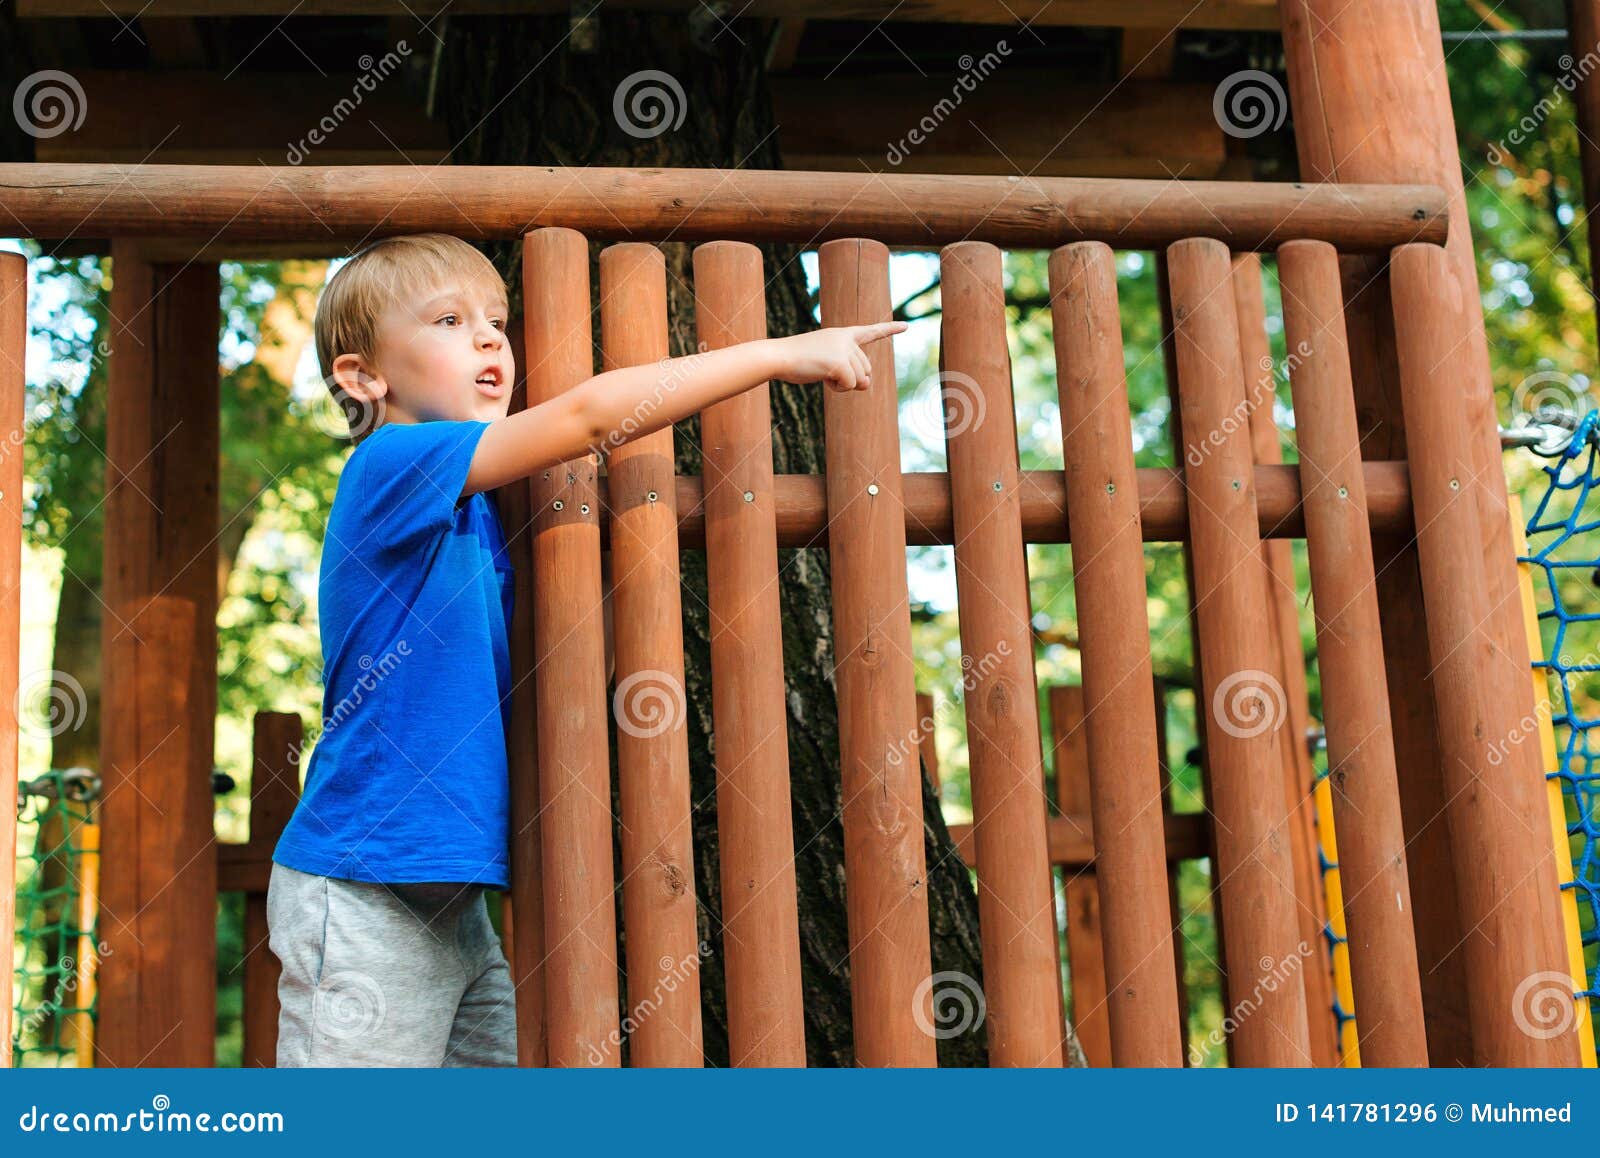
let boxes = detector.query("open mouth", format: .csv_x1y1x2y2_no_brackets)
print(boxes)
474,370,505,398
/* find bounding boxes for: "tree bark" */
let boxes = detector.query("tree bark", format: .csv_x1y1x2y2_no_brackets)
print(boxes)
442,10,1080,1066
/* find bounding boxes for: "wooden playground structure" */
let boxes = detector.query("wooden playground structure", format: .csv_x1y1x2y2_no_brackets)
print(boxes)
1,0,1597,1068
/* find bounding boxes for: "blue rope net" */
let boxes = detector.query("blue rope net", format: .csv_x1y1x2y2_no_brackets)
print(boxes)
1516,407,1600,1057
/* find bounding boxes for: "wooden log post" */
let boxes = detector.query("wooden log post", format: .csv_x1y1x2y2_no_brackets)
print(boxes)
817,238,936,1066
1047,240,1183,1066
1276,240,1430,1066
1165,236,1313,1066
916,690,942,798
1151,677,1193,1060
940,240,1063,1067
1279,0,1504,1063
598,243,704,1067
242,711,302,1068
0,250,23,1068
98,245,220,1068
1230,252,1338,1066
1389,243,1584,1067
693,240,807,1066
1050,685,1111,1069
499,314,545,1066
522,227,619,1066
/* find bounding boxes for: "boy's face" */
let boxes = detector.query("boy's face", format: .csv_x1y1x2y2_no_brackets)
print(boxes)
336,279,514,428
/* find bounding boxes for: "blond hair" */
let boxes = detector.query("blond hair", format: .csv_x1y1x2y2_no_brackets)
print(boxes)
314,233,507,440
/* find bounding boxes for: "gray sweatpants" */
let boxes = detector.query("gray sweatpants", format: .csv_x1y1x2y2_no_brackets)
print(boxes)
266,861,517,1067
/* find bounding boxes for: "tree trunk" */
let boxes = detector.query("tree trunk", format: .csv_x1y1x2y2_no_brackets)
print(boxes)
441,10,1082,1067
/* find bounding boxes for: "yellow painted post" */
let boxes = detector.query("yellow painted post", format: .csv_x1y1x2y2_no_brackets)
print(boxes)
1510,491,1598,1065
1313,775,1359,1066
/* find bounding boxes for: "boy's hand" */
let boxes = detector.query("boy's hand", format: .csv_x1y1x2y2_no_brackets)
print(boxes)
773,321,907,392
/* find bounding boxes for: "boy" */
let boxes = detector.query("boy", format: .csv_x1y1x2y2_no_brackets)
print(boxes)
267,233,903,1066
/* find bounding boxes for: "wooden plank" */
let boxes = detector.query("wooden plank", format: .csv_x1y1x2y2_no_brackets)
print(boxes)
34,70,447,165
98,244,219,1068
1047,240,1182,1066
522,227,619,1067
598,243,704,1067
817,238,935,1066
772,75,1227,179
241,711,301,1068
1166,236,1311,1066
0,250,23,1068
1119,26,1177,79
98,598,204,1066
916,691,941,797
941,240,1062,1067
0,164,1449,252
18,0,1281,29
694,240,806,1066
1275,240,1428,1067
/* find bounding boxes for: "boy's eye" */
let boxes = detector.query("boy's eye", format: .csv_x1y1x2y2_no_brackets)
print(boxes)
437,313,458,326
491,318,505,331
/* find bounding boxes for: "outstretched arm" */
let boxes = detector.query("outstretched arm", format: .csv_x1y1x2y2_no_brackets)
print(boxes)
462,321,906,496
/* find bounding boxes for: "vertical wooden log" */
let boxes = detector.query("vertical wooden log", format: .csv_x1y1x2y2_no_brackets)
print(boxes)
1276,240,1430,1066
598,242,704,1067
522,227,618,1066
500,315,546,1066
99,244,219,1068
98,597,201,1066
1230,253,1338,1066
1050,685,1110,1068
1048,240,1182,1066
693,240,806,1067
916,690,942,798
1165,236,1313,1066
1389,243,1583,1067
817,237,936,1066
939,240,1063,1067
1151,677,1192,1061
243,711,302,1068
1280,0,1486,1062
1156,253,1233,1064
0,250,23,1068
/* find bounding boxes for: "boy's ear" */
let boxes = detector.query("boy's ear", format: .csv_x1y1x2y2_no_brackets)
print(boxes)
330,353,386,404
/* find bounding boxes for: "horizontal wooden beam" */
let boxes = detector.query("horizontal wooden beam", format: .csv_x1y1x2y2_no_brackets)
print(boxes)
0,164,1448,251
660,461,1413,547
18,0,1280,31
948,812,1211,868
34,69,1228,178
35,70,448,165
772,74,1230,179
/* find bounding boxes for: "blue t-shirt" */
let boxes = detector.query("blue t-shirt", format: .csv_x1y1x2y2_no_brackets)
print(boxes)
273,419,513,888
